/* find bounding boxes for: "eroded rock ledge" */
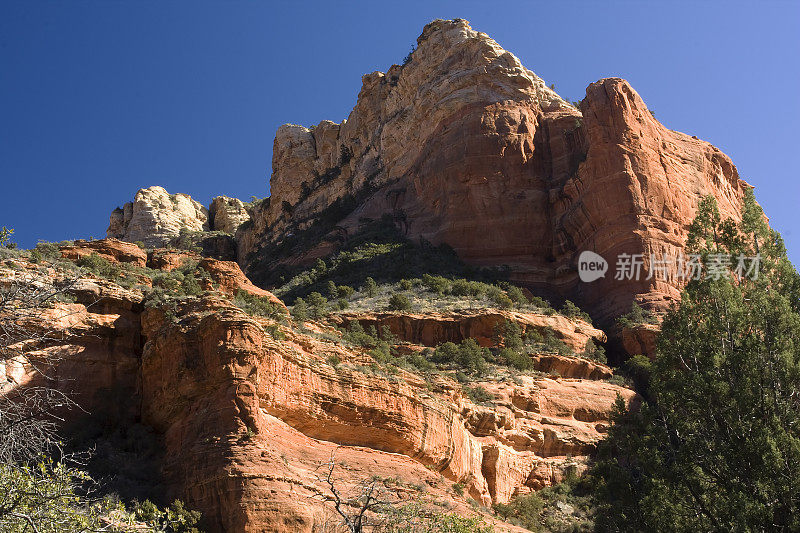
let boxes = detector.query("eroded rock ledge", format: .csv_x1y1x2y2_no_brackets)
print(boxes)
1,240,633,532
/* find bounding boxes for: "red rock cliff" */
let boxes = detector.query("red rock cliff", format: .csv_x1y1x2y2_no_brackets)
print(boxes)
238,19,750,324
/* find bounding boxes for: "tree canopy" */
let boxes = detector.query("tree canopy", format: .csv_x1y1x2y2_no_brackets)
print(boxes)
591,190,800,531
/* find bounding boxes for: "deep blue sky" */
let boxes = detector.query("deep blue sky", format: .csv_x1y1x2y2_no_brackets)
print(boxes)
2,1,798,264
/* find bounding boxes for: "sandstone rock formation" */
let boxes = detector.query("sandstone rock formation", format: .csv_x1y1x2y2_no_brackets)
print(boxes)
107,186,209,247
60,238,148,267
196,257,288,312
330,309,604,352
209,196,251,235
236,19,751,327
140,298,632,530
528,354,612,380
1,241,633,532
621,322,660,359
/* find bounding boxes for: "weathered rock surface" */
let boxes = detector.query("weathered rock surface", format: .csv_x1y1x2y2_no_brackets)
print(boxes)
146,249,202,271
238,19,751,327
529,354,612,380
1,248,633,532
330,309,605,352
60,238,148,267
107,186,209,247
140,298,633,530
196,258,288,312
621,322,660,359
209,196,251,235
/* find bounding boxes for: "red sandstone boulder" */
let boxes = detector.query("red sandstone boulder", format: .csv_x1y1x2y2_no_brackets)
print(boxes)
60,238,147,267
197,258,288,312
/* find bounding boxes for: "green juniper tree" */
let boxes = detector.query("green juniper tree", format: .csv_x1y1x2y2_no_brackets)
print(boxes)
591,191,800,531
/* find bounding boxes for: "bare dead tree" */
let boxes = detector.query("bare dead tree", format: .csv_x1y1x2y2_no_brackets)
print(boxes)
0,269,84,463
314,449,396,533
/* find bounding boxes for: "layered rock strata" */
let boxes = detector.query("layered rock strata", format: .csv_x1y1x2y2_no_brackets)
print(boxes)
234,19,749,325
1,241,634,531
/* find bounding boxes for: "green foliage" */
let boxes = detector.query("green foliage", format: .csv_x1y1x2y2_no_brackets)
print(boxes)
493,469,594,532
141,265,210,309
560,300,591,323
494,320,524,351
340,321,395,364
337,284,355,299
497,348,533,371
591,192,800,531
421,274,450,295
363,277,378,297
463,384,493,404
388,292,412,311
0,459,98,532
541,331,574,356
291,297,308,320
76,252,121,278
383,503,494,532
132,498,202,533
491,291,514,309
493,493,544,531
622,354,652,396
581,339,606,364
305,291,328,318
274,219,507,301
32,242,63,261
432,339,489,375
504,285,528,305
616,301,657,329
402,45,416,66
326,280,338,298
0,226,13,248
234,290,286,320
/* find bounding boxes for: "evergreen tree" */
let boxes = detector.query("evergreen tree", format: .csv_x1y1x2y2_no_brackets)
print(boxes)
591,190,800,531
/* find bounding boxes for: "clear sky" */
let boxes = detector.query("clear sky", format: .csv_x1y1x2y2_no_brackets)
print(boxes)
2,1,798,264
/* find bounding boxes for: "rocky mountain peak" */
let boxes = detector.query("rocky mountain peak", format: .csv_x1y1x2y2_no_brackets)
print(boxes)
108,185,209,247
104,19,751,327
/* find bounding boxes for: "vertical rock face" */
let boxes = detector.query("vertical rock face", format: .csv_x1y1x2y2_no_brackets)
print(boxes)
238,18,572,265
558,78,746,320
209,196,251,235
107,186,209,247
238,19,751,325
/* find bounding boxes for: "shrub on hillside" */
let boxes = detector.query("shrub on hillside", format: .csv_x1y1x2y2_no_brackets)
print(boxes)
305,292,328,318
431,338,489,375
291,297,308,320
76,253,121,279
234,290,286,320
387,292,412,311
362,277,377,297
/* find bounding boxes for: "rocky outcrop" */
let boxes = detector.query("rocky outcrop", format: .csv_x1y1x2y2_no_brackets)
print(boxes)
621,323,660,359
140,298,633,530
237,19,751,327
60,238,148,267
330,310,605,352
107,186,209,247
1,248,633,532
209,196,251,235
196,258,288,312
529,354,612,380
146,249,201,271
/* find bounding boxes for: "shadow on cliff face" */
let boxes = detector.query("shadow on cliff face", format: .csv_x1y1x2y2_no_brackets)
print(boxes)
264,217,513,302
63,384,167,504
